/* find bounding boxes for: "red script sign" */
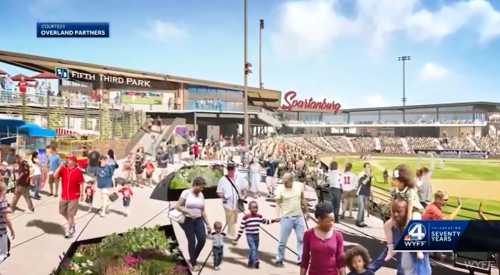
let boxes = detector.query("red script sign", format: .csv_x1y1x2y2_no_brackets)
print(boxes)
281,91,341,113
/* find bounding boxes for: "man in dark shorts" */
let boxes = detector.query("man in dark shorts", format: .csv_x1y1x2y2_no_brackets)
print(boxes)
54,155,84,238
11,155,34,213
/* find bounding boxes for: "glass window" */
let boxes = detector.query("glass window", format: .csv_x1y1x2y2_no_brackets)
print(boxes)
350,111,378,124
380,110,403,124
323,113,347,123
405,108,437,124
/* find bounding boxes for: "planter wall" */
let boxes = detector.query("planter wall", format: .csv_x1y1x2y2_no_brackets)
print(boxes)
55,225,189,275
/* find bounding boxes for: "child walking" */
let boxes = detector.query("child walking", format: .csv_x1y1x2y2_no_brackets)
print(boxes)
118,181,133,216
234,201,279,268
0,182,15,263
345,245,374,275
84,181,95,213
384,165,424,261
209,221,225,270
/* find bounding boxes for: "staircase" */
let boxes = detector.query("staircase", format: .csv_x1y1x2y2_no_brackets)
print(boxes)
434,138,444,150
400,138,410,154
467,136,480,151
374,137,382,151
152,117,185,150
125,117,185,155
344,137,356,153
257,112,282,128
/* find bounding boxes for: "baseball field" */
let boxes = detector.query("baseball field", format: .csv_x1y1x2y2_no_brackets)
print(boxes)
320,155,500,220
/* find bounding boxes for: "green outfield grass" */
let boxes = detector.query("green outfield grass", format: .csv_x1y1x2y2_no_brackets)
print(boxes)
320,155,500,220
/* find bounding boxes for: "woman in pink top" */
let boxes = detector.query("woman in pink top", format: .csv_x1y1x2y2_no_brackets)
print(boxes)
300,202,346,275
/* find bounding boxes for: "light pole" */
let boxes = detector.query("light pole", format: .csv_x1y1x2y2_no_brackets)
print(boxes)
397,55,410,123
259,19,264,90
243,0,249,147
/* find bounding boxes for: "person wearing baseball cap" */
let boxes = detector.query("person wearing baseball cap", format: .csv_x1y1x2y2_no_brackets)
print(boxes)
54,154,84,238
216,161,246,238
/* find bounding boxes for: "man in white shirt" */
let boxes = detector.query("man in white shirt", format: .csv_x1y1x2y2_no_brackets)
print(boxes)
340,162,358,219
216,161,247,238
327,161,342,223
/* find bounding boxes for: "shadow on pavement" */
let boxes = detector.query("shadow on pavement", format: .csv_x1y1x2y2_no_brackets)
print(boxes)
26,219,65,236
229,246,298,267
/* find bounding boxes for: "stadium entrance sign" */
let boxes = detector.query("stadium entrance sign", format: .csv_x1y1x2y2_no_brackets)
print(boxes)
281,91,341,113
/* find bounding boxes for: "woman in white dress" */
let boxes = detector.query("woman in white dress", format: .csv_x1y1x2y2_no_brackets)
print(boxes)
248,157,261,197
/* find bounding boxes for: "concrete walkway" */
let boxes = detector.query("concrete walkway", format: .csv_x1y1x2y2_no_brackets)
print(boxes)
1,160,494,275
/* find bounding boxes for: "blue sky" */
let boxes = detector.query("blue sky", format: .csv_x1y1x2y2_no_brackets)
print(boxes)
1,0,500,108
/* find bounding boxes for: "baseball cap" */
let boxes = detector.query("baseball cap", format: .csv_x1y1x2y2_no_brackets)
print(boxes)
227,161,237,169
66,155,77,163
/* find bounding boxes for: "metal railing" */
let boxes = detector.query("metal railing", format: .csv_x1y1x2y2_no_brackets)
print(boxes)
0,91,119,110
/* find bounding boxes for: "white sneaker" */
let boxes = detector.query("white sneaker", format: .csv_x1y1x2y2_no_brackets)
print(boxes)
214,266,220,271
99,210,105,217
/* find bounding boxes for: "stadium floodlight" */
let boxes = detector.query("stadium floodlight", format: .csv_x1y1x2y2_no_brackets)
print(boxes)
243,0,249,147
397,56,411,107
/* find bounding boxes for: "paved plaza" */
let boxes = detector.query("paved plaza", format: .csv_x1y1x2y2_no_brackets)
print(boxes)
0,161,495,275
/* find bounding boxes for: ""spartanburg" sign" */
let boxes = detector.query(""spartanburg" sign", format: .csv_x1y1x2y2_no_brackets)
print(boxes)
280,91,341,113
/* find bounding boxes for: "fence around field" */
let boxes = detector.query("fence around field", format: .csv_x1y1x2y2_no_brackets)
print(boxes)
371,185,500,220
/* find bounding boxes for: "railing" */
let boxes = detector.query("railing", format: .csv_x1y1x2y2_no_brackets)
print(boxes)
371,185,500,220
0,91,119,110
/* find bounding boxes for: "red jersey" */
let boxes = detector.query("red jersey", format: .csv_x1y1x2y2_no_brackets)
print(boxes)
85,185,95,196
119,186,133,198
18,81,27,94
422,202,444,220
145,162,154,175
191,143,200,156
58,166,84,200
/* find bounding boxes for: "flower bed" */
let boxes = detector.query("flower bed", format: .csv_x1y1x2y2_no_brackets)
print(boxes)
169,165,223,190
56,226,190,275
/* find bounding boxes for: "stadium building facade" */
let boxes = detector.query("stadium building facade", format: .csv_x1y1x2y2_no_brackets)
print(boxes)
277,92,500,138
0,50,281,140
2,50,500,140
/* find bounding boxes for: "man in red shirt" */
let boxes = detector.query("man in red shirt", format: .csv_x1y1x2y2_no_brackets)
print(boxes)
54,155,84,238
422,190,461,220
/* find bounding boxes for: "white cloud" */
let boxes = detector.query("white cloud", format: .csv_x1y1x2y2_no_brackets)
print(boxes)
405,0,500,43
419,62,449,81
272,0,500,57
140,20,188,43
271,0,354,58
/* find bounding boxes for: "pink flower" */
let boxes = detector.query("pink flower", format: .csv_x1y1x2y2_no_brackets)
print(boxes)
123,255,142,266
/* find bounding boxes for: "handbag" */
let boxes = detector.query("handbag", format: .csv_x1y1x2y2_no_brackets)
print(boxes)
108,192,119,202
168,208,186,224
226,176,246,212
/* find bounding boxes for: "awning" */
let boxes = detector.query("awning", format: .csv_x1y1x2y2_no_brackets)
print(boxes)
0,118,25,134
18,123,56,137
56,128,98,136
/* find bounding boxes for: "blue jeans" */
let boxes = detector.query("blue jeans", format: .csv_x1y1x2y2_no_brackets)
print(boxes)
276,215,304,263
32,175,41,197
356,195,367,224
180,217,206,266
246,234,259,265
213,246,223,267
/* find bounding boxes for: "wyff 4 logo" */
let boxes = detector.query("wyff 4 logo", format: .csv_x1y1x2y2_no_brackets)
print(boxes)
404,223,427,248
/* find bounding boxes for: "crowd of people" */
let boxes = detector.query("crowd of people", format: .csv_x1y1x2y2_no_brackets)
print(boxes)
269,134,500,156
0,143,160,262
0,131,493,273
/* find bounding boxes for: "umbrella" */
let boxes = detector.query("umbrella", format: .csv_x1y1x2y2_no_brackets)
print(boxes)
10,74,35,81
32,71,58,79
149,171,176,201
